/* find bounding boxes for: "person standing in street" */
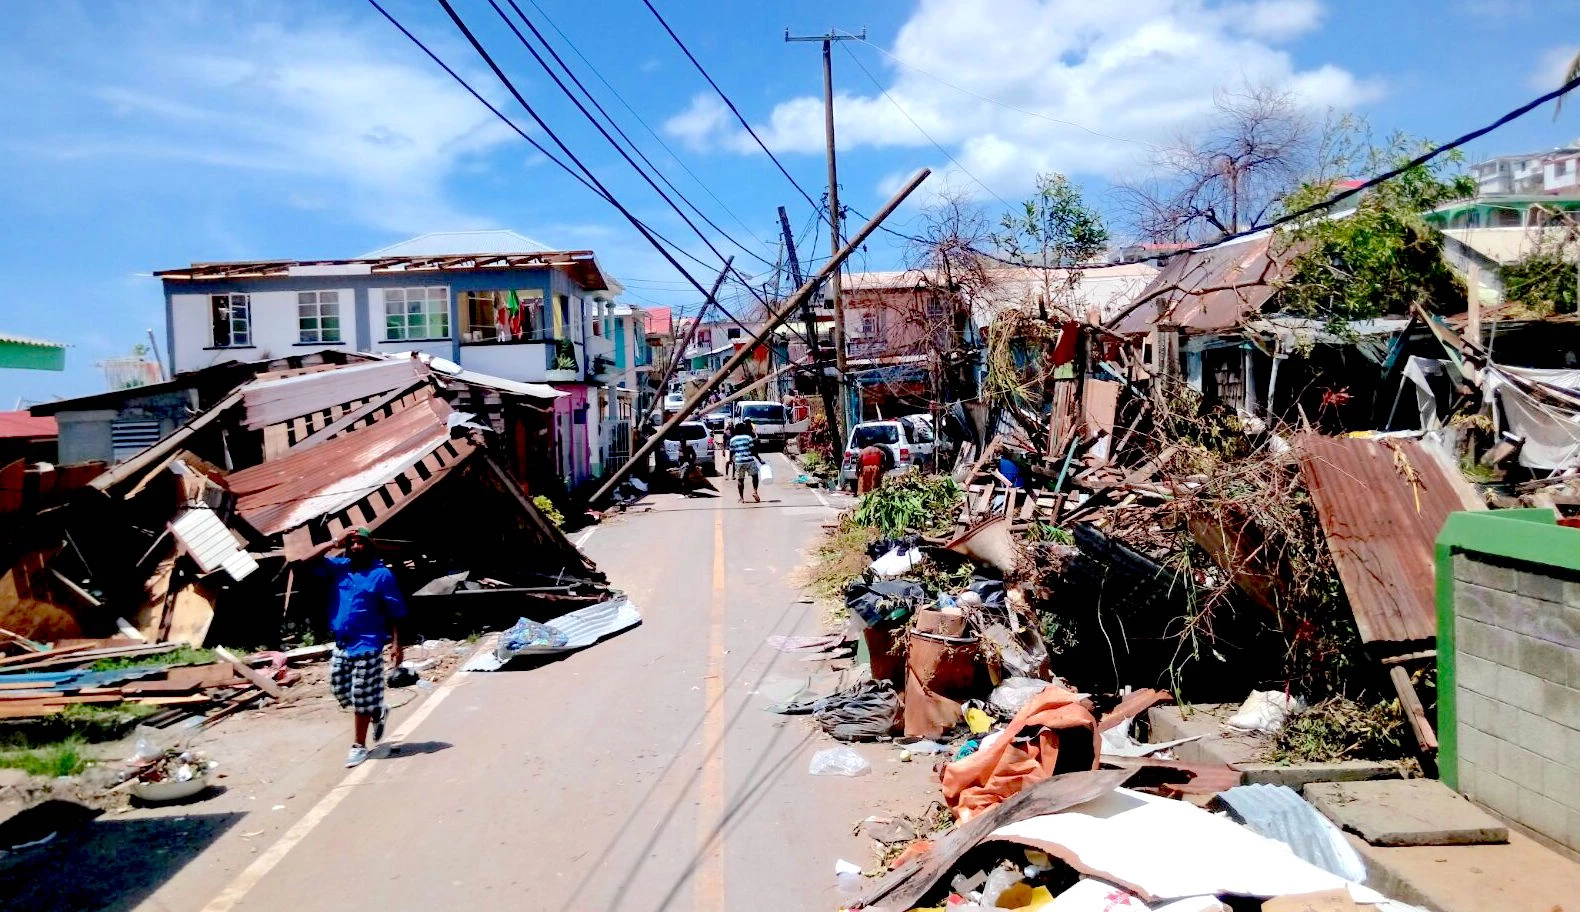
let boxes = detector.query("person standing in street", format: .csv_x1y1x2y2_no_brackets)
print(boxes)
728,420,762,503
857,444,890,495
309,528,407,768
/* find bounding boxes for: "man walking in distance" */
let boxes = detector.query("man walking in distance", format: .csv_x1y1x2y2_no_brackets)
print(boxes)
308,528,407,767
728,420,762,503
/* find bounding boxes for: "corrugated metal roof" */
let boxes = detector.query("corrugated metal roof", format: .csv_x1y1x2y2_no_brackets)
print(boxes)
240,360,422,429
1111,233,1286,335
0,332,66,349
0,411,56,440
169,508,258,580
228,396,467,536
1297,433,1485,644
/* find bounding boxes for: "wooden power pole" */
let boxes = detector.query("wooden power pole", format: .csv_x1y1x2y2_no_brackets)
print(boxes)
779,205,842,456
787,27,864,430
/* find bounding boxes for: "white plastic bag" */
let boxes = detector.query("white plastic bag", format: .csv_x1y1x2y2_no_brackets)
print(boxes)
989,676,1055,717
758,458,774,483
870,546,923,578
808,745,871,776
1226,690,1307,734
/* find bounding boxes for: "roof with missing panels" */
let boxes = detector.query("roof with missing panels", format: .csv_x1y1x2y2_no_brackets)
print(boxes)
156,249,612,292
360,230,553,258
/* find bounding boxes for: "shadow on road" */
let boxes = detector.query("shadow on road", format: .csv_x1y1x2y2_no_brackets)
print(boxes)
0,806,244,911
378,740,452,759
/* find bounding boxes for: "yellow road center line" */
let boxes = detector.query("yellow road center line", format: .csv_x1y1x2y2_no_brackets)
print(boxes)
696,505,727,911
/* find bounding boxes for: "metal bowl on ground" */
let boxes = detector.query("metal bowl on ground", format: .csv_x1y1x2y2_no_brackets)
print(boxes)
132,772,210,803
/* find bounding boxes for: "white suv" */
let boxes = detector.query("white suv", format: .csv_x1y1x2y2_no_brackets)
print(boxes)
839,420,913,490
663,421,716,474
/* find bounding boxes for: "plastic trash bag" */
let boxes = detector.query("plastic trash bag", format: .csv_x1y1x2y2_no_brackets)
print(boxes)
844,579,927,628
990,676,1054,717
808,745,871,776
500,617,569,653
813,680,902,741
1226,690,1307,734
758,459,774,483
870,546,923,578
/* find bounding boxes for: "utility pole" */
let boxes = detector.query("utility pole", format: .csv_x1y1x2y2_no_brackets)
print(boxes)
780,205,842,453
787,26,864,431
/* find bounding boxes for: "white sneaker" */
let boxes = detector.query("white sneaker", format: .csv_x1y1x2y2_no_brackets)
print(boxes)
345,744,370,768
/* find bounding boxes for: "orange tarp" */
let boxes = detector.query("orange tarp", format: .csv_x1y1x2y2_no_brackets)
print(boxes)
941,684,1099,822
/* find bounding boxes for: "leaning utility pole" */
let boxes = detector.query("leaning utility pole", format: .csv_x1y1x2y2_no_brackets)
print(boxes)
786,27,864,429
591,169,930,504
779,205,842,454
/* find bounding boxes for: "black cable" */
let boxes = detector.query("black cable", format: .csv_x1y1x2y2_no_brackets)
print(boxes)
486,0,814,348
496,0,776,271
638,0,827,225
427,0,780,349
854,70,1580,273
519,0,774,251
366,0,721,277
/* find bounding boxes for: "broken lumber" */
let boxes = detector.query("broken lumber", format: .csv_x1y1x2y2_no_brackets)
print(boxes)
214,646,284,699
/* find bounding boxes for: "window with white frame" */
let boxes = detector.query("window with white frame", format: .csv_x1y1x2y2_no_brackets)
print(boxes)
382,287,449,341
210,293,251,347
297,291,342,343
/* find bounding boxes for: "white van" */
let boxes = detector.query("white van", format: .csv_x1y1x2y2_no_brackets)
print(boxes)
729,400,810,448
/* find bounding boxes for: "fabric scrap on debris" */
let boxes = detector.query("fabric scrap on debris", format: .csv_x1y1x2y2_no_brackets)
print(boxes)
810,679,901,741
941,683,1099,821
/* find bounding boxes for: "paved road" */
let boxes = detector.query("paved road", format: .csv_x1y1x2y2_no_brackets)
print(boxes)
177,453,928,912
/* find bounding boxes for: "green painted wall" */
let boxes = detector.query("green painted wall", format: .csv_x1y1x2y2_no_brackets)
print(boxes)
0,339,65,371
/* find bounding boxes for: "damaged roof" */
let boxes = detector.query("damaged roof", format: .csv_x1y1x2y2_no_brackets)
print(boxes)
1297,433,1485,644
156,249,612,292
228,395,474,537
1110,234,1288,336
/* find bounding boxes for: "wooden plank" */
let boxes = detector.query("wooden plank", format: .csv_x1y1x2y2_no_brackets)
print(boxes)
1390,664,1437,752
1381,649,1437,666
200,688,266,728
214,647,284,699
165,663,243,689
0,643,96,668
128,694,213,706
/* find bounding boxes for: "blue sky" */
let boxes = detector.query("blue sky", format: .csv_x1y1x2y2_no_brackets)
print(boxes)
2,0,1578,406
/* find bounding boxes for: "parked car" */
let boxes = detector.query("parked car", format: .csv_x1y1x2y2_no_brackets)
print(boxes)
663,390,687,414
702,405,733,434
662,421,716,474
839,420,914,490
897,415,937,464
730,400,810,448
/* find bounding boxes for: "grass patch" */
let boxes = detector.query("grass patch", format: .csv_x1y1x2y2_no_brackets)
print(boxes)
0,737,89,778
1266,697,1407,763
807,519,878,602
89,645,214,672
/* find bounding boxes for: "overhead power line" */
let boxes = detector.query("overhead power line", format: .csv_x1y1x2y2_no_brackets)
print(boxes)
519,0,774,251
851,68,1580,273
639,0,829,226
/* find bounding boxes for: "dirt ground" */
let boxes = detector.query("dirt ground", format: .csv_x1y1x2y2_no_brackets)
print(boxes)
0,640,469,910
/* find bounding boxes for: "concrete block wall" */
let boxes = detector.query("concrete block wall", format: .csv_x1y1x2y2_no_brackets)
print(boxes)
1452,551,1580,851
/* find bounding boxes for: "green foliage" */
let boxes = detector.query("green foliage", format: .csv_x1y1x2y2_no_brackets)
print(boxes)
532,494,565,528
0,738,88,778
1267,697,1407,763
852,474,964,538
552,338,577,370
1501,249,1578,316
89,646,213,672
808,520,879,601
1026,523,1073,544
1276,126,1474,325
992,173,1109,268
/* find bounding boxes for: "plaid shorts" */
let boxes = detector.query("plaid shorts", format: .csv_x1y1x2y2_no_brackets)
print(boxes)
330,648,385,715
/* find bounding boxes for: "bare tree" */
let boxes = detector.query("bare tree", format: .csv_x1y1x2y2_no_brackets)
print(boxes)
1120,84,1314,242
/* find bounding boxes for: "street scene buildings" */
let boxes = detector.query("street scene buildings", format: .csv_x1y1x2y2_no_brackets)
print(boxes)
3,3,1580,911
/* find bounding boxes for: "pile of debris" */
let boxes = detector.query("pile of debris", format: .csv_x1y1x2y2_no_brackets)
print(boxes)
2,352,613,708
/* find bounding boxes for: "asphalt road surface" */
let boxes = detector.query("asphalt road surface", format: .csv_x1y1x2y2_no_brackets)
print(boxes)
164,452,928,912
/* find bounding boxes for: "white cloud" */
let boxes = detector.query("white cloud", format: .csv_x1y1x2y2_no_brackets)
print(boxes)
1530,44,1580,92
667,0,1378,199
0,2,516,233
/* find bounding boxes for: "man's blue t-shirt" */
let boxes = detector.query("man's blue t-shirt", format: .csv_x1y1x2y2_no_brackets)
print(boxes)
315,556,407,656
728,433,758,466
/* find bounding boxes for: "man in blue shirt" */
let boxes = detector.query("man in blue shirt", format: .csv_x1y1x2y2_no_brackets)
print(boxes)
310,528,407,768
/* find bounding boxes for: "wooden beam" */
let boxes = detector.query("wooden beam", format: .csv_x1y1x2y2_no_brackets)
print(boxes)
214,646,284,699
1390,664,1438,752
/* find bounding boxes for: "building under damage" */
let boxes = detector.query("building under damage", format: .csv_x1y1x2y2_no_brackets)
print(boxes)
3,353,609,651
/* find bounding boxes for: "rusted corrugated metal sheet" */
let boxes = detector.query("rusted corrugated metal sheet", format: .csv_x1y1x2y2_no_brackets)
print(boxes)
1297,434,1485,644
228,396,469,536
1111,234,1287,336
